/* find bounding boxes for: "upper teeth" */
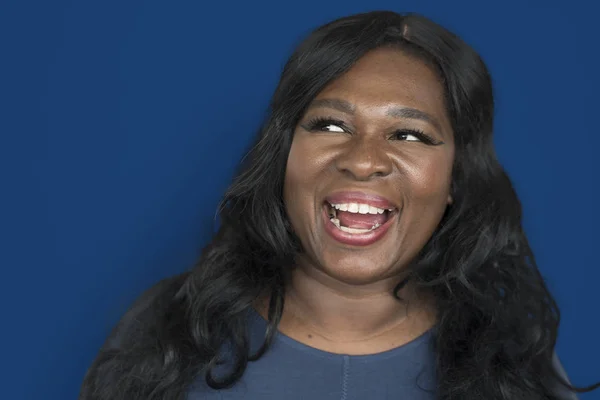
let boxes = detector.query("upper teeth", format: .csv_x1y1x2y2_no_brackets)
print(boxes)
329,203,391,215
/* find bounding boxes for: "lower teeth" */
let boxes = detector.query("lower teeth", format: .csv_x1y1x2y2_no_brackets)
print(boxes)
329,217,380,234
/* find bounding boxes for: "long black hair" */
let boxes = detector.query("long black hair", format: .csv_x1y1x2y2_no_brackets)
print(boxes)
80,11,599,400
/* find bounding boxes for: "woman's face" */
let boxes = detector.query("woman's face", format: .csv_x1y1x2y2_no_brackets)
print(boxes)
284,47,455,285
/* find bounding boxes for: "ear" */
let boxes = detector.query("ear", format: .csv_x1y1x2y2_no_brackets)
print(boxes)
447,194,453,205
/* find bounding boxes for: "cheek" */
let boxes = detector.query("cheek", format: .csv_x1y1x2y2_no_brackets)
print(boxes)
405,151,454,205
284,137,308,200
284,134,332,195
283,136,322,221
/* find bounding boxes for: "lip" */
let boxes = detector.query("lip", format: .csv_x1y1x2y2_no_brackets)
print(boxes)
321,205,398,246
323,191,398,210
321,190,400,247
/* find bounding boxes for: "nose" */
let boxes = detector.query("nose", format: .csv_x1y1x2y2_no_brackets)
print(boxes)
334,137,393,181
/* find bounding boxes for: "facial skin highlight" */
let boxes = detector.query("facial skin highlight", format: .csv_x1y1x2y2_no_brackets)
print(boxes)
284,47,455,287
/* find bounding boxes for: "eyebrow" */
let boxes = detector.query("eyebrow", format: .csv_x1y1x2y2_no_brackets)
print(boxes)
307,98,444,134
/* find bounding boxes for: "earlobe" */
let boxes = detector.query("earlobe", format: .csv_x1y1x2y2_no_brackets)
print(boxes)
447,194,453,205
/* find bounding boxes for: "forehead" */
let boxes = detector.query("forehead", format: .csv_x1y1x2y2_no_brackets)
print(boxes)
312,47,450,129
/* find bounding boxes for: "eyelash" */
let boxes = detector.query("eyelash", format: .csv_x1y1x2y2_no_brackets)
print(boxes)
303,116,440,145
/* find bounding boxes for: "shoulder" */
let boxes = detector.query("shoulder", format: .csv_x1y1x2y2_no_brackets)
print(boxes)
102,271,190,350
550,352,579,400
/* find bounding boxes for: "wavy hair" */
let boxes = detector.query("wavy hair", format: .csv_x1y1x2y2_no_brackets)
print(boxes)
80,11,599,400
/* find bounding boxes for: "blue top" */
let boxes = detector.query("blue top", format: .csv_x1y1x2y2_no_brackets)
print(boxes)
101,278,578,400
188,307,438,399
187,307,578,399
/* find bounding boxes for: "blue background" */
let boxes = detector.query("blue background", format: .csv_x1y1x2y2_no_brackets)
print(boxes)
2,1,598,399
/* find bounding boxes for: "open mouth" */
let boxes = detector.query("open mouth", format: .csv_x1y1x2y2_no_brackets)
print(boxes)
324,201,397,234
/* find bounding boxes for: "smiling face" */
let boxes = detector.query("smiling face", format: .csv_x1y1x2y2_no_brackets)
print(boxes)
283,47,455,286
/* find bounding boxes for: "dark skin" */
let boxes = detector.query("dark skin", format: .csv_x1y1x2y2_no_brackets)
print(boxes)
255,48,455,355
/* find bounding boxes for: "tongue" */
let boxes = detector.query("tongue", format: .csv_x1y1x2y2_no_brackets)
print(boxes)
336,210,387,229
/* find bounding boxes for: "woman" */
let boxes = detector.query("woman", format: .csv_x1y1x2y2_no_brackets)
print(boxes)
79,11,599,400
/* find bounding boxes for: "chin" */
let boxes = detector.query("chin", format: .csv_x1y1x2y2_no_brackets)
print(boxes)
317,252,400,286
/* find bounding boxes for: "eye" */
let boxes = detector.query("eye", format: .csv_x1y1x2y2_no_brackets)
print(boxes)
322,124,345,133
391,129,442,146
396,132,421,142
302,117,348,133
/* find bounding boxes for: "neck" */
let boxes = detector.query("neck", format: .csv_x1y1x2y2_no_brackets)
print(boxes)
287,264,435,342
254,261,437,353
